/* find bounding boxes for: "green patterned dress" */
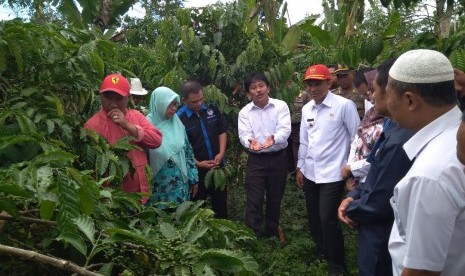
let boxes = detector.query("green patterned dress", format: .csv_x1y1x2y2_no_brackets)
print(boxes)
147,135,198,207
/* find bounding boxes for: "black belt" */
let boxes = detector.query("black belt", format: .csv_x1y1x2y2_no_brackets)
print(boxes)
248,148,285,157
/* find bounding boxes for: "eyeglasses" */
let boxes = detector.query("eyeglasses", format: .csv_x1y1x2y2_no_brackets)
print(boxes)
168,101,179,109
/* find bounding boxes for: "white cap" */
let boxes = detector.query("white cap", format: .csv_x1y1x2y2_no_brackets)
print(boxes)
129,78,148,95
389,49,454,83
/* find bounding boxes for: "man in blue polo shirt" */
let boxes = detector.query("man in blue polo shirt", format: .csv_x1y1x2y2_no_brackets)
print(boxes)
177,80,229,218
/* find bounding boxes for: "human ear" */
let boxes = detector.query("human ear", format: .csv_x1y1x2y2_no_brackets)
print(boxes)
404,92,417,111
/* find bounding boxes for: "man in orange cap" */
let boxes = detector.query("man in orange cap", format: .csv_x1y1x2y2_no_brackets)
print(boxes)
84,74,163,202
296,64,360,276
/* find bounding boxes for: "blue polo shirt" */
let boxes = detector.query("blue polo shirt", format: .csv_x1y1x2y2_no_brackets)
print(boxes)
177,104,229,162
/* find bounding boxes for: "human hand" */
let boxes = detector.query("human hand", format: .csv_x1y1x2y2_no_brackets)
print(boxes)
338,197,357,229
213,153,224,167
261,135,275,149
108,108,127,126
340,164,353,180
345,178,357,192
190,184,198,198
296,169,304,190
196,160,217,170
248,138,262,151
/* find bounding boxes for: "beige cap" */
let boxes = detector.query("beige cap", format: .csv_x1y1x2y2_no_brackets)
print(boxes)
389,49,454,83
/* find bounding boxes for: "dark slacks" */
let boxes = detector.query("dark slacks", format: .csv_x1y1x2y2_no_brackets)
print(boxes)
193,169,228,219
303,178,346,268
357,223,393,276
245,149,287,236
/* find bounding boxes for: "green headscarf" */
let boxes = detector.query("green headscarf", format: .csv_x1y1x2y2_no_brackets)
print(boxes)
146,87,188,181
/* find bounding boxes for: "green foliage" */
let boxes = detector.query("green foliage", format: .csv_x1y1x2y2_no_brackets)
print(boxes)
104,201,259,275
379,0,422,9
450,48,465,71
0,85,259,274
204,164,233,191
5,0,465,274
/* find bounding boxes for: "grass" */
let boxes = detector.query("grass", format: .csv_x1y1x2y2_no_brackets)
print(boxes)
226,174,359,275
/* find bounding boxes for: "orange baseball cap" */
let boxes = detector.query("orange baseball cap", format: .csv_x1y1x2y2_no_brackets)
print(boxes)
100,74,130,96
303,64,332,81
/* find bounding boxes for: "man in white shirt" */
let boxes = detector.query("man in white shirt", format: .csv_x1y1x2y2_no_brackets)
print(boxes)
238,72,291,238
296,64,360,276
387,49,465,276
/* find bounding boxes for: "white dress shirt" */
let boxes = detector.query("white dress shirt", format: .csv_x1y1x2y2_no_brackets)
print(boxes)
297,92,360,183
238,97,291,153
389,107,465,275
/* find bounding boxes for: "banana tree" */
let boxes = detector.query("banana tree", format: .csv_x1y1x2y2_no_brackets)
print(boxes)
247,0,302,52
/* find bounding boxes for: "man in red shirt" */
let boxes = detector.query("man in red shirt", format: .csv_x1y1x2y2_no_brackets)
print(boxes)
85,74,162,201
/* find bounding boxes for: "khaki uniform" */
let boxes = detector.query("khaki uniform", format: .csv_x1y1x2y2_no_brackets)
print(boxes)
334,87,365,120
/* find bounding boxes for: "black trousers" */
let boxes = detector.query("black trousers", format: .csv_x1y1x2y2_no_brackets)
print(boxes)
193,169,228,219
303,178,346,268
245,149,287,236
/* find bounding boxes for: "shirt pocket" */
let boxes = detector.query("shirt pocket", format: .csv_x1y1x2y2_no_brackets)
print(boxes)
322,119,341,133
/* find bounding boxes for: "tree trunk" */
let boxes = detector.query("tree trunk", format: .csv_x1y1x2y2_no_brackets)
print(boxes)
436,0,454,38
94,0,113,32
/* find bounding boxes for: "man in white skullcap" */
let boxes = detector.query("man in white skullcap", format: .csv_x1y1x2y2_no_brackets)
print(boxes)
386,49,465,275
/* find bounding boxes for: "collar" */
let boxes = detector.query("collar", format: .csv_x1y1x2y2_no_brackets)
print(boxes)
310,91,333,109
403,106,462,160
251,97,273,110
181,103,208,118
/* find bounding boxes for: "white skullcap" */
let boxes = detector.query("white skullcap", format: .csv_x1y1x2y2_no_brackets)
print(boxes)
389,49,454,83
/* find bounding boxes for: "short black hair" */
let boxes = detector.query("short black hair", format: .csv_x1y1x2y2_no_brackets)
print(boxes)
354,68,371,88
389,79,457,107
375,58,397,94
244,72,270,92
180,80,203,99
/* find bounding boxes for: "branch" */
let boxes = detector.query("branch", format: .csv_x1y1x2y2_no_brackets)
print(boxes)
71,264,106,276
19,209,40,215
0,244,102,276
0,214,57,226
121,241,160,260
6,235,37,251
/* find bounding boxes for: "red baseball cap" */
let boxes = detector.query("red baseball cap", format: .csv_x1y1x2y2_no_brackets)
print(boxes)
100,74,130,96
303,64,332,81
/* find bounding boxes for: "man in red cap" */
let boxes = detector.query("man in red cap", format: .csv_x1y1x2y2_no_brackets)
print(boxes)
296,64,360,276
84,74,162,202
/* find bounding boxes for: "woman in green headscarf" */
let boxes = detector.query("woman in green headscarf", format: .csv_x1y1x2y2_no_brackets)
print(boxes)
146,87,198,207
